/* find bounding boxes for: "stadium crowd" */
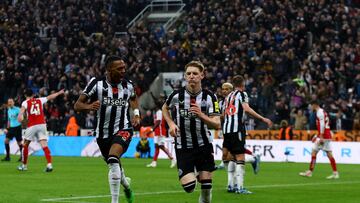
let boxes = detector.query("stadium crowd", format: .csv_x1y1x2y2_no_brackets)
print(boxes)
1,0,360,133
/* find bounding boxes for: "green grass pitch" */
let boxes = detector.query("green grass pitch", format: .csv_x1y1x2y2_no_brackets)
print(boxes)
0,156,359,203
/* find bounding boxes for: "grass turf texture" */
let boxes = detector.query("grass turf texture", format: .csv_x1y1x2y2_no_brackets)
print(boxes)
0,156,359,203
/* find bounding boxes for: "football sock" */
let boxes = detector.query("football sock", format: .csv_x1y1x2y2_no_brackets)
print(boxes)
5,143,10,157
43,147,52,164
245,149,253,155
120,167,130,189
153,147,160,161
228,161,235,187
23,145,29,165
199,179,212,203
108,155,121,203
235,160,245,190
223,160,229,169
309,155,316,171
182,181,196,193
19,144,23,159
329,157,337,172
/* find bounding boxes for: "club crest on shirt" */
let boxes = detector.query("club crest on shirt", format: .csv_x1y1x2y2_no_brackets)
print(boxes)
201,99,207,107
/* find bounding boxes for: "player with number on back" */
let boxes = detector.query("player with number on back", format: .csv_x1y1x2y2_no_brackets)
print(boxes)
299,100,339,179
17,88,64,172
222,76,272,194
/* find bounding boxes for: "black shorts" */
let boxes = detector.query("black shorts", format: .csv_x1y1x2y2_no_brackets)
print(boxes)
96,129,133,161
176,144,216,179
6,126,22,142
223,130,246,155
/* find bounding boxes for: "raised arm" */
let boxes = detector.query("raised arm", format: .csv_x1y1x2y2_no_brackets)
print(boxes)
47,89,65,101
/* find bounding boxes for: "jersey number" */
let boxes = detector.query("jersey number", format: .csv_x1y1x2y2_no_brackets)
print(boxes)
30,104,41,115
225,104,237,116
325,115,330,129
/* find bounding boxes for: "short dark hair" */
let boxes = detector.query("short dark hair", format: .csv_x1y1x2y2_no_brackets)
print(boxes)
105,55,124,69
25,88,33,97
310,99,320,105
185,61,205,72
232,75,245,88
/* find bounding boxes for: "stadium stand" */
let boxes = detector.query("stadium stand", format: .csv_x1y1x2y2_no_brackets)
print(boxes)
0,0,359,132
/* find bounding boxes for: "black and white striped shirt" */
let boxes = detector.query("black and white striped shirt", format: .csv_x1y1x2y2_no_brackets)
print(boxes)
222,90,248,134
219,99,225,114
82,77,135,139
165,87,220,150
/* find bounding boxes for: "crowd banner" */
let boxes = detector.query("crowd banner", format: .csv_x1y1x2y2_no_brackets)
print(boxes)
1,135,359,164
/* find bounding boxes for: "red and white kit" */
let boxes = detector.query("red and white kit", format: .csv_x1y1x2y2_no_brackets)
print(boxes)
21,97,48,141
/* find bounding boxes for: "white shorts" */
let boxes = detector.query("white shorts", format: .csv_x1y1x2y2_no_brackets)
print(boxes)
24,124,48,141
312,139,332,152
154,136,166,146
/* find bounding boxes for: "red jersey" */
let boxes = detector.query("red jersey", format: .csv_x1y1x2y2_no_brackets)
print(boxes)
154,109,167,136
316,108,332,139
21,97,47,127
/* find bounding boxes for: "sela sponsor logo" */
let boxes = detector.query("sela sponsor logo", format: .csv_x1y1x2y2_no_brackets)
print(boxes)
180,109,197,118
102,97,127,106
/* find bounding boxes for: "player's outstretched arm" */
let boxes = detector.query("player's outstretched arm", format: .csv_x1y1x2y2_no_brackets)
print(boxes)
242,103,273,128
46,89,65,101
74,94,100,112
162,103,179,137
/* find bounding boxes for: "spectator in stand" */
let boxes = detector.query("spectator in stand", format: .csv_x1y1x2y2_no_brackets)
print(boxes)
290,108,308,130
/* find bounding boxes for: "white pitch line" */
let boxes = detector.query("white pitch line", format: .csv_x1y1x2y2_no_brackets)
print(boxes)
41,180,360,202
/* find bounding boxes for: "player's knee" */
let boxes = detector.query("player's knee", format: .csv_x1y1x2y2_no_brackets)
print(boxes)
200,179,212,190
182,180,196,193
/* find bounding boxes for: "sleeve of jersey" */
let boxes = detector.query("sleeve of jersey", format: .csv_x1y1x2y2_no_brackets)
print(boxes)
208,93,221,116
129,81,136,99
317,111,325,134
82,77,97,98
165,91,177,108
40,97,48,104
156,110,162,120
241,92,249,103
21,101,27,110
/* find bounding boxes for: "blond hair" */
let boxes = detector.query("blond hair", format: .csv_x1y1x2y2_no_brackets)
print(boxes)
222,82,233,90
185,61,205,72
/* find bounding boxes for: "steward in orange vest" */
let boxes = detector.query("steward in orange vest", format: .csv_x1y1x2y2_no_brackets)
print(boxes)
279,120,293,140
66,116,79,136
